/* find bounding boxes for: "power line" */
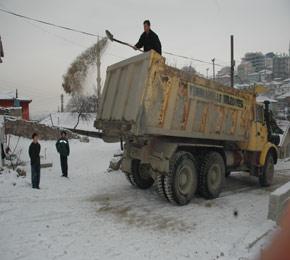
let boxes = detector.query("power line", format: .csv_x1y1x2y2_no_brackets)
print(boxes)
0,7,127,60
0,7,104,38
0,7,225,68
24,18,87,48
20,18,126,59
163,51,224,67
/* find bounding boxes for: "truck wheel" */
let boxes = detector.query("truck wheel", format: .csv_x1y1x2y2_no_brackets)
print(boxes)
164,152,198,205
131,159,154,189
199,152,225,199
259,153,274,187
225,170,231,178
125,173,136,186
155,174,169,201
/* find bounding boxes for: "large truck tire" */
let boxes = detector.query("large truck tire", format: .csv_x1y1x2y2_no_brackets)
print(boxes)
199,151,225,199
155,174,169,201
164,152,198,205
130,159,154,189
259,152,274,187
225,170,231,178
125,173,136,186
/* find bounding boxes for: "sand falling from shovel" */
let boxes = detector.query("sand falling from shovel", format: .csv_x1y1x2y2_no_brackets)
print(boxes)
62,37,108,94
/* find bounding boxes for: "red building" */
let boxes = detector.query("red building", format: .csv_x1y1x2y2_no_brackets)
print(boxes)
0,91,32,120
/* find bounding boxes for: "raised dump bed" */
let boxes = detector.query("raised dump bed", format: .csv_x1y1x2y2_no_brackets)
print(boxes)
95,51,255,142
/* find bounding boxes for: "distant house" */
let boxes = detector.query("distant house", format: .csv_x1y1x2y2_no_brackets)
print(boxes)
276,89,290,117
248,72,260,83
258,69,273,82
0,91,32,120
277,120,290,158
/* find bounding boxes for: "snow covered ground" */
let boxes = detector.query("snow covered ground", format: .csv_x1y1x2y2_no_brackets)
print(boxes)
0,136,290,260
40,112,96,132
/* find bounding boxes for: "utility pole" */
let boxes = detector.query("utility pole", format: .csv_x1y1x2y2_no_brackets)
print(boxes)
96,36,101,113
60,94,64,112
0,115,4,167
212,58,216,80
206,68,209,79
16,89,18,98
288,40,290,79
230,35,235,88
0,35,4,63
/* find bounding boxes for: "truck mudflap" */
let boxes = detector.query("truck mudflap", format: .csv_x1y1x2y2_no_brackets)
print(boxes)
121,156,132,174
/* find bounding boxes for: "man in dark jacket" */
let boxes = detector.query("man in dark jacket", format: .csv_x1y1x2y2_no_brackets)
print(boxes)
28,133,41,189
134,20,162,55
56,131,70,177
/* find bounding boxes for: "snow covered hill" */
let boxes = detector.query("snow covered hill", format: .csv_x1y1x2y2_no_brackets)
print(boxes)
0,136,289,260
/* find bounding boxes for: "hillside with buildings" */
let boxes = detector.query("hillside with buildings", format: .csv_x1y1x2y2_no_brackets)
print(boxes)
216,41,290,88
215,42,290,122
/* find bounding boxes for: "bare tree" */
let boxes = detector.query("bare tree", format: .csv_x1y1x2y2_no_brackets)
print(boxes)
66,94,97,129
87,95,98,113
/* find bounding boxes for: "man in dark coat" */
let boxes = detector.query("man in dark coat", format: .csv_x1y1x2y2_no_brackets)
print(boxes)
134,20,162,55
28,133,41,189
56,131,70,177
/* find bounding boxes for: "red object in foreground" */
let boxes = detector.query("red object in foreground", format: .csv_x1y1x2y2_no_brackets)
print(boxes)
260,202,290,260
0,92,32,120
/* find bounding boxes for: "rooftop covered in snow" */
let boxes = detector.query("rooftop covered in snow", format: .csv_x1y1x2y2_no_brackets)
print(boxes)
0,91,31,102
256,96,277,103
276,92,290,99
277,119,290,146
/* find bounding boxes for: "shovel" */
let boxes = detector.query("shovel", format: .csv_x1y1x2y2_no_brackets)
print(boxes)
105,30,143,52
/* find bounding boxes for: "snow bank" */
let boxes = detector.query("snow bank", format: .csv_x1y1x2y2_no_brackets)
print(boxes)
268,181,290,224
277,120,290,146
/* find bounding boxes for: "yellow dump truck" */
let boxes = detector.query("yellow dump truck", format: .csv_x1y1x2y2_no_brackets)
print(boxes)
95,50,281,205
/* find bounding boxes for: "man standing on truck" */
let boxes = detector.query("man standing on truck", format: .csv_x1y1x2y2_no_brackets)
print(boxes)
56,131,70,178
29,133,41,189
134,20,162,55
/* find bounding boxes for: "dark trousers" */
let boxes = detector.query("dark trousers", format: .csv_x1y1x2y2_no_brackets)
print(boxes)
31,163,40,188
60,155,68,177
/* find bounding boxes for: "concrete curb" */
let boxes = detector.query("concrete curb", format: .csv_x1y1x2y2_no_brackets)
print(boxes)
268,181,290,224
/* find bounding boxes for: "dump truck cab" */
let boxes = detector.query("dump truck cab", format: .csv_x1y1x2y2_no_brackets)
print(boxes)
95,51,280,205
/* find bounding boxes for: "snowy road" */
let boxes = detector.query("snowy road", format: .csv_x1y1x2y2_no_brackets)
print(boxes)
0,136,289,260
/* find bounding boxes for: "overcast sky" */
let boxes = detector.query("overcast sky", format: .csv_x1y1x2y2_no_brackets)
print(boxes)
0,0,290,117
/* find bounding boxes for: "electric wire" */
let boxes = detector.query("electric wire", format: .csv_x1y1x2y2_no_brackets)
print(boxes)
163,51,224,67
0,7,225,67
0,7,103,38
